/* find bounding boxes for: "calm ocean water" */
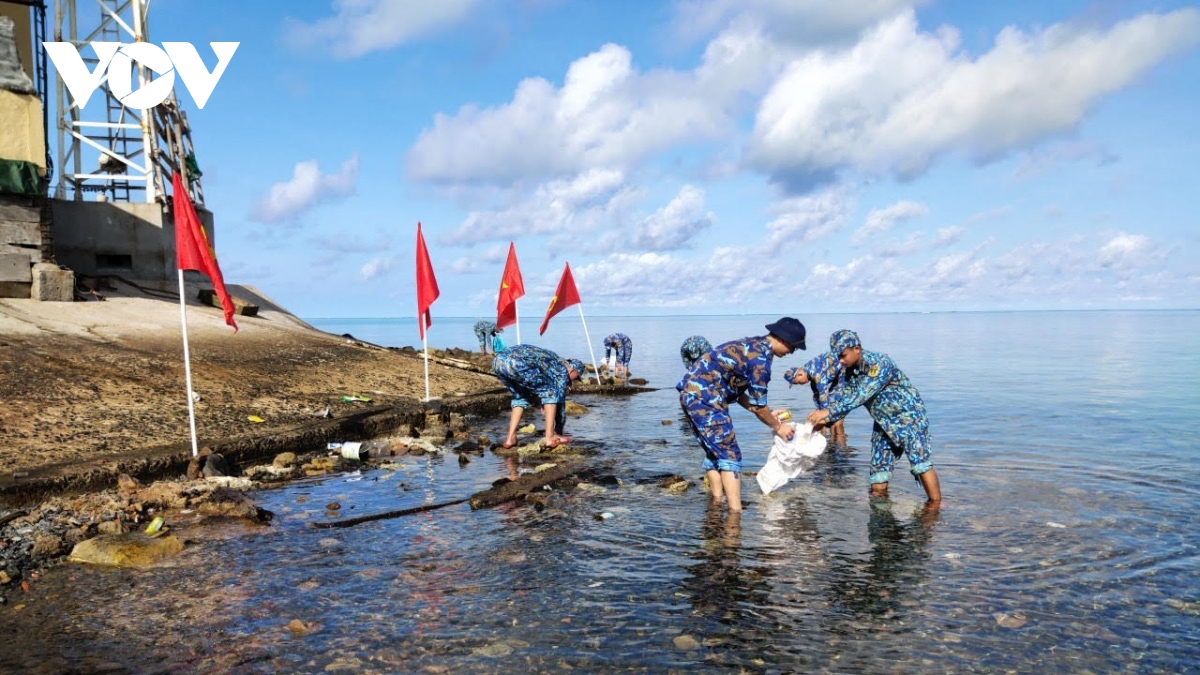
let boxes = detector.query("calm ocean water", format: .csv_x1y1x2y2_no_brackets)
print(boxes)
6,311,1198,673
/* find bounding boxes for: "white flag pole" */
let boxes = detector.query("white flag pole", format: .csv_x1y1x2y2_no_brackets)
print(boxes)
422,330,431,402
514,300,521,345
576,304,602,384
176,269,199,457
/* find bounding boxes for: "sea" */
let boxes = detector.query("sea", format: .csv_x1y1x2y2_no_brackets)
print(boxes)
5,310,1198,673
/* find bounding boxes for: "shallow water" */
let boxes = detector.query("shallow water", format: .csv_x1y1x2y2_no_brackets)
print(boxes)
3,311,1198,673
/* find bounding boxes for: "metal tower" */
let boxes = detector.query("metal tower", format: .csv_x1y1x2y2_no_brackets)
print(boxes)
51,0,202,204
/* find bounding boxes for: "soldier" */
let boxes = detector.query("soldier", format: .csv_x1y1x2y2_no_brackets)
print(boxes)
602,332,633,378
493,344,584,449
677,318,806,512
784,350,847,442
473,320,502,354
808,330,942,504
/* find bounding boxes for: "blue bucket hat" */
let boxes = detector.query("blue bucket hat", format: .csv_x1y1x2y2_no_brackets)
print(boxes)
765,317,806,350
830,329,861,357
564,358,585,378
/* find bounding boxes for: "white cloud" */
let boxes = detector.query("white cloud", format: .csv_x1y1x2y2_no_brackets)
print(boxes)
931,226,964,248
451,244,510,273
852,199,928,245
748,9,1200,187
407,31,785,185
791,231,1182,306
285,0,482,59
574,248,777,306
764,186,853,247
440,169,644,246
359,255,395,280
250,155,359,224
1094,232,1161,276
875,232,923,257
604,185,715,252
673,0,930,46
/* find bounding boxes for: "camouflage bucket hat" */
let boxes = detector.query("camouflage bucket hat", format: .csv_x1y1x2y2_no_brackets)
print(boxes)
830,329,860,357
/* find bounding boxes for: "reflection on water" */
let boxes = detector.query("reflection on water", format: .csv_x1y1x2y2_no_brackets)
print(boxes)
825,498,938,621
4,311,1200,673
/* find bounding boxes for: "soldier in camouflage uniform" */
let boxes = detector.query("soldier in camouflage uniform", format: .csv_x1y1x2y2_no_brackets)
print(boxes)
493,344,584,450
808,330,942,504
677,318,806,512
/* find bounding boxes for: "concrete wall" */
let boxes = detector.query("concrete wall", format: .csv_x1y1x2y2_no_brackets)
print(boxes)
49,199,216,284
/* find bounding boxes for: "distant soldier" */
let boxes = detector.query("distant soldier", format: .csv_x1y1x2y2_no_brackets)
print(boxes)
784,350,846,442
474,320,502,354
602,332,633,378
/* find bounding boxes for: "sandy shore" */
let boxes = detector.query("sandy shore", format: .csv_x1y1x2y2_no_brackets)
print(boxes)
0,280,506,504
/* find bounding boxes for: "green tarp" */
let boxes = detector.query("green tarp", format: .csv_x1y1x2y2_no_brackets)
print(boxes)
0,158,41,195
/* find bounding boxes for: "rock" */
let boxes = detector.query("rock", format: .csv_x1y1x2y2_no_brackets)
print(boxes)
186,446,218,480
96,519,128,535
629,377,648,385
518,441,548,456
661,419,673,425
202,453,231,477
0,571,9,584
68,532,185,567
204,476,253,490
197,487,274,523
472,641,514,657
287,619,311,634
273,452,298,468
453,438,482,454
116,474,142,497
445,413,469,433
673,635,701,650
186,456,203,480
518,424,536,434
666,480,692,494
31,534,67,559
420,426,451,441
564,401,589,415
458,453,470,466
133,482,191,510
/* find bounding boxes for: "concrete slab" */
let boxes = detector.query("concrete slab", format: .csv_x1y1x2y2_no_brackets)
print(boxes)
31,262,73,301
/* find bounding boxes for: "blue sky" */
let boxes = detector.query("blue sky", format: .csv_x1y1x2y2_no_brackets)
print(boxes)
66,0,1200,318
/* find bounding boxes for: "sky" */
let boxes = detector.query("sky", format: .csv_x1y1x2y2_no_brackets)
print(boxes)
49,0,1200,318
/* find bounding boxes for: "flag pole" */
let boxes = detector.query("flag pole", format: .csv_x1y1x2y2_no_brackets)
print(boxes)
422,332,431,402
176,269,200,457
576,304,602,384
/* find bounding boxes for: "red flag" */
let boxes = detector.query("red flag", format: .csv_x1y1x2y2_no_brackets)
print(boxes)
495,242,525,329
415,222,440,339
173,173,237,331
538,262,581,335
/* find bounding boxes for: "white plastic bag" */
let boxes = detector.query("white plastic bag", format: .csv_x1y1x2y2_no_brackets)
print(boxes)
756,422,827,495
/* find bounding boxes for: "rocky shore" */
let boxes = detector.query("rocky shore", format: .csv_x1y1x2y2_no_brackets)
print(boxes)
0,281,517,603
0,280,649,607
